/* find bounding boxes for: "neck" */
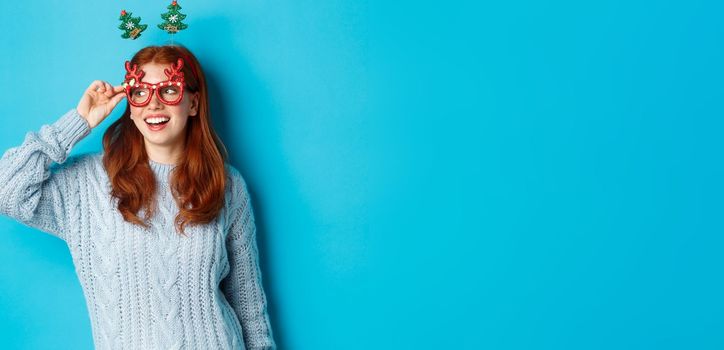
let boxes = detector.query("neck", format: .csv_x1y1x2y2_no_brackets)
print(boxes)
144,140,185,165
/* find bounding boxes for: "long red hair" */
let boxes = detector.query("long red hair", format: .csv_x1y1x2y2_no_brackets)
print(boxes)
102,45,229,236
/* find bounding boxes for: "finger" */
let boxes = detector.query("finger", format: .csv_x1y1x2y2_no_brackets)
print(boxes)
109,90,125,100
108,86,124,98
103,82,115,97
88,80,104,93
109,91,126,108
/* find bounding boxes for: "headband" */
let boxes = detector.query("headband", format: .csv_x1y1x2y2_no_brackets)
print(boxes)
118,1,198,83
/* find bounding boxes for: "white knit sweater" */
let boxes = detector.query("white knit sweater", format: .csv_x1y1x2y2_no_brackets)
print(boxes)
0,109,277,350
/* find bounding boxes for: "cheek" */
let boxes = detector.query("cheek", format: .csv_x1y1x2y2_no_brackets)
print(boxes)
174,98,194,115
130,106,143,118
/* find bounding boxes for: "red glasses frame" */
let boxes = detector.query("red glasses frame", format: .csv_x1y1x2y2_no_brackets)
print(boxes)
123,58,187,107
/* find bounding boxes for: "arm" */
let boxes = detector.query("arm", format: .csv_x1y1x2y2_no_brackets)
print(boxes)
0,109,91,240
221,179,277,350
0,80,124,240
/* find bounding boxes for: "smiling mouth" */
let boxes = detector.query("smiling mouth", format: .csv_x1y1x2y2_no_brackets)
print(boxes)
144,116,170,125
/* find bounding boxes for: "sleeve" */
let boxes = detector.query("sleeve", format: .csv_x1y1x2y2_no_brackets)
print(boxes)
220,177,277,350
0,109,91,241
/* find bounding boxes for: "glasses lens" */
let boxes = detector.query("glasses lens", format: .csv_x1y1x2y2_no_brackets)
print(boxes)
159,85,182,104
129,87,151,105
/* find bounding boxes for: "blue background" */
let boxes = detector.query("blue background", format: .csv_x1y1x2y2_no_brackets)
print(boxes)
1,0,723,349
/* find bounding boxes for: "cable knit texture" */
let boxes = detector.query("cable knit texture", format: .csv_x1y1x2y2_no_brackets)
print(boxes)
0,109,276,350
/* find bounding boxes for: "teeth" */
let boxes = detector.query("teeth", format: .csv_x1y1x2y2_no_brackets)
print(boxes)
145,117,170,124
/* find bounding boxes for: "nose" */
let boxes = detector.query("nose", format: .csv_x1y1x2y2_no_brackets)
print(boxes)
147,89,164,109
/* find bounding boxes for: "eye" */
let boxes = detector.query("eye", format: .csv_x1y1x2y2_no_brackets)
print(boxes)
163,87,178,95
133,90,147,97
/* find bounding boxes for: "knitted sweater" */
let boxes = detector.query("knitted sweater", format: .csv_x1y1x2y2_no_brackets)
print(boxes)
0,109,276,350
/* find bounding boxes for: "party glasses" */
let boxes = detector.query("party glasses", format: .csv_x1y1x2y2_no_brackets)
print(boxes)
123,58,187,107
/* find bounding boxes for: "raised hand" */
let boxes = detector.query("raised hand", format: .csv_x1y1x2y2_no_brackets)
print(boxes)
76,80,126,129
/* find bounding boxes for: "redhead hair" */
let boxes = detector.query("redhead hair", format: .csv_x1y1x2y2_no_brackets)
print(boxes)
102,45,229,236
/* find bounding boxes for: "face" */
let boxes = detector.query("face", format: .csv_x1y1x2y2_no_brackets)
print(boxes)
129,62,199,150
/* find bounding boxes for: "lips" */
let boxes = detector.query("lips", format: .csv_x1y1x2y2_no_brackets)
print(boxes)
144,114,170,125
142,114,170,132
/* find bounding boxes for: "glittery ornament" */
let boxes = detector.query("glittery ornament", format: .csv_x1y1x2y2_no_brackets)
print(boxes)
118,10,148,40
158,1,188,34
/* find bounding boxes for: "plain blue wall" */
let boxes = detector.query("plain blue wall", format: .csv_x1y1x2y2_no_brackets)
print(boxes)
1,0,723,349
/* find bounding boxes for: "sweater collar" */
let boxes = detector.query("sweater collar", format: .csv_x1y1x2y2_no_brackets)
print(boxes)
148,159,176,183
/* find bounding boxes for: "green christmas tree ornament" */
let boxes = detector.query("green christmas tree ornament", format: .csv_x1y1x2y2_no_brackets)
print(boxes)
118,10,148,39
158,1,188,34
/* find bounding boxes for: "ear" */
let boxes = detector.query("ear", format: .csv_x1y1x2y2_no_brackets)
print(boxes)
189,92,200,117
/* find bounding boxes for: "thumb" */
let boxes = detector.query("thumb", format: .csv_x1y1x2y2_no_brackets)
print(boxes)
109,91,126,109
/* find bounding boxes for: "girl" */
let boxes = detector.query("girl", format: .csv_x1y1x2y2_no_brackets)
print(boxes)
0,45,276,350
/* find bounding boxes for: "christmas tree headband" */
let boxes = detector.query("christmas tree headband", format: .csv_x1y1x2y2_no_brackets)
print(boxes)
118,0,199,89
118,0,188,40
